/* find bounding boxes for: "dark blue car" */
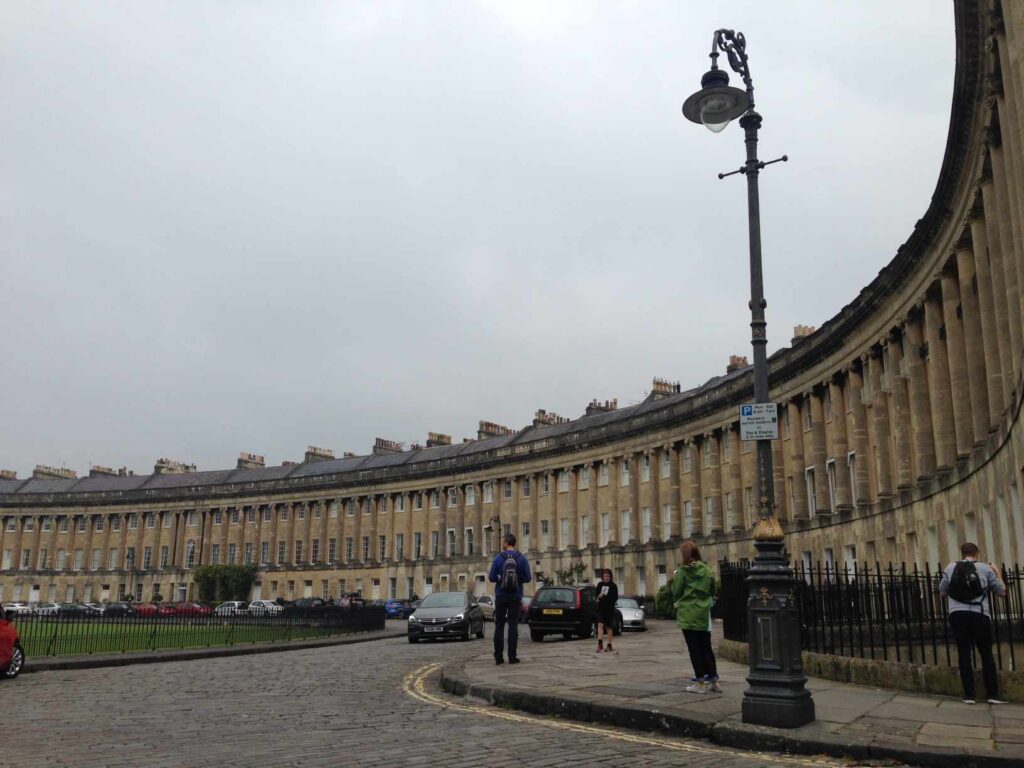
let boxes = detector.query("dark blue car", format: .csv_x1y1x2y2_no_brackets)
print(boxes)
384,599,414,619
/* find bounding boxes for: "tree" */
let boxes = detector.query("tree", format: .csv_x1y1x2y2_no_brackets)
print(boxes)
655,582,675,619
191,564,258,602
554,560,587,586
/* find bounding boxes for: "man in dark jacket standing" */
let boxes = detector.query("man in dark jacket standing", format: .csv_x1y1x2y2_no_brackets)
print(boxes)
488,533,531,665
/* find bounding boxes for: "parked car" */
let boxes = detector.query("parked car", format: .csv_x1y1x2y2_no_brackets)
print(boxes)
526,585,622,642
247,599,283,616
102,602,135,617
214,601,249,616
0,606,24,679
2,603,32,616
519,594,532,623
384,599,414,619
615,597,647,631
134,603,177,617
407,592,486,643
475,595,495,621
34,602,60,616
57,602,101,617
84,603,106,615
174,602,213,617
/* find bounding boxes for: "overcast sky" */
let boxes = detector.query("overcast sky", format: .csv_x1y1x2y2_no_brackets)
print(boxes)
0,1,954,478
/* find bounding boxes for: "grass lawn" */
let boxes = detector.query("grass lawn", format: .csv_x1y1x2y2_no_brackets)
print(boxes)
16,618,341,658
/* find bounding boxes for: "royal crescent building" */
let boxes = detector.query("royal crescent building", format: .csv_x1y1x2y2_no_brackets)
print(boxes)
3,0,1024,606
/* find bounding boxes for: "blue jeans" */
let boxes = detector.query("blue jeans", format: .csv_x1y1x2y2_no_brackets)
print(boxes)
493,595,521,661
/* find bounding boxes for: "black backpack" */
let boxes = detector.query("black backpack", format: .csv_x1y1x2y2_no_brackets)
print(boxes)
948,560,985,604
500,552,519,593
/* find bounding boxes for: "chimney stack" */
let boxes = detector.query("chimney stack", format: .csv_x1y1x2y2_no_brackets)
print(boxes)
237,452,265,470
426,432,452,447
0,469,17,480
33,465,77,480
89,465,117,477
585,398,618,416
154,458,196,475
650,378,682,399
533,409,570,427
373,438,404,455
304,446,335,463
792,324,816,345
477,421,515,440
726,355,750,374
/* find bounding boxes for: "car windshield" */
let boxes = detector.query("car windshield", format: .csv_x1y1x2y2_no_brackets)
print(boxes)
534,589,575,606
616,598,639,609
419,593,465,609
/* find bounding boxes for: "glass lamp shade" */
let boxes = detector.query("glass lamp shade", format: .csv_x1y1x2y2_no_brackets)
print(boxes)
682,68,749,132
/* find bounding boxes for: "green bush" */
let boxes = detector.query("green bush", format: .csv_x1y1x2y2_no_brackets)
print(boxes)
655,582,675,619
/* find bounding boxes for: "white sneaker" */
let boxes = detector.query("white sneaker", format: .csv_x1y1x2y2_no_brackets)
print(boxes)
686,683,707,694
988,699,1008,705
710,681,722,693
962,699,976,705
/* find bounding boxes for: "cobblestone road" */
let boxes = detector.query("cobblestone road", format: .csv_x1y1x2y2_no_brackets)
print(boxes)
3,628,876,768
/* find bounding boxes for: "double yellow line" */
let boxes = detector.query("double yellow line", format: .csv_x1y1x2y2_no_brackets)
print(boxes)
402,664,848,766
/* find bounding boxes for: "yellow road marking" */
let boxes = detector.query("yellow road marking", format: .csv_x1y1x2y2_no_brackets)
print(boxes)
402,664,853,767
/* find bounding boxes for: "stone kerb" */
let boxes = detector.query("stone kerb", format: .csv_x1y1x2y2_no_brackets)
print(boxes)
718,639,1024,702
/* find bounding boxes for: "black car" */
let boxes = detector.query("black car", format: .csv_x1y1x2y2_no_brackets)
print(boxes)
526,585,622,642
57,602,102,618
102,601,135,617
407,592,486,643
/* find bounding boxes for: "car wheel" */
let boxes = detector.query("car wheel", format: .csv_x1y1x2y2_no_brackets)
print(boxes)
530,629,544,642
613,619,623,637
475,621,485,640
408,636,418,644
562,632,573,641
463,625,471,641
2,644,24,679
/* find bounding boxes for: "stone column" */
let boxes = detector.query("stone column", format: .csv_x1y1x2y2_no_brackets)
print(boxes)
903,317,937,480
969,199,1008,419
956,234,993,442
867,349,894,498
885,335,916,489
925,289,958,471
808,390,830,515
940,265,974,458
669,445,682,538
530,472,541,552
704,434,723,534
980,169,1015,409
725,431,743,531
11,517,24,571
649,449,663,540
629,454,641,543
987,141,1023,382
785,400,808,521
287,502,299,564
828,377,853,510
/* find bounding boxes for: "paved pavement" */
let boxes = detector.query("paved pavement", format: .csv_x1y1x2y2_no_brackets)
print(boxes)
4,620,887,768
444,619,1024,768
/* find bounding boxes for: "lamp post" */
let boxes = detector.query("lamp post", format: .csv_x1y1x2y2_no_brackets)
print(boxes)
682,29,813,728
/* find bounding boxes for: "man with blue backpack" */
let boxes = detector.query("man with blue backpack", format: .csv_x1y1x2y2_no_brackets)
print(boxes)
488,533,531,665
939,542,1007,704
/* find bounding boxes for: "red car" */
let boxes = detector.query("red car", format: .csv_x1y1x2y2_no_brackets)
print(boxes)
134,603,178,617
173,602,212,617
0,607,24,679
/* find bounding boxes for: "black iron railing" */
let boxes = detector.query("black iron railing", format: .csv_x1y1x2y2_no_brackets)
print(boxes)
719,561,1024,671
8,606,386,658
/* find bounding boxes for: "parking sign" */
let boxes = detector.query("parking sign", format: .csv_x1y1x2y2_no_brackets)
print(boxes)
739,403,778,440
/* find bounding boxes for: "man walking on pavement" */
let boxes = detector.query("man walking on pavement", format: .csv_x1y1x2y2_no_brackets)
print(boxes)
938,542,1007,704
488,532,531,665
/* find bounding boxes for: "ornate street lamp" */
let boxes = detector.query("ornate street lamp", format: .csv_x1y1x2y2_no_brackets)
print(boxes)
683,29,813,728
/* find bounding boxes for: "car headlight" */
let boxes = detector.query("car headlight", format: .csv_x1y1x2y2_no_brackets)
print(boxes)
452,613,464,621
408,615,419,623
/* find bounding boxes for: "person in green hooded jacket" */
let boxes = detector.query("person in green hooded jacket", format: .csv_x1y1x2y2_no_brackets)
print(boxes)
670,539,720,693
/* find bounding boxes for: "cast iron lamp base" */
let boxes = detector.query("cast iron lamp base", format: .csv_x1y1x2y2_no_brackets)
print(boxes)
741,534,815,728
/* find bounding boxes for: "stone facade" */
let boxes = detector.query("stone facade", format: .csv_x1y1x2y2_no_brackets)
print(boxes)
2,0,1023,604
